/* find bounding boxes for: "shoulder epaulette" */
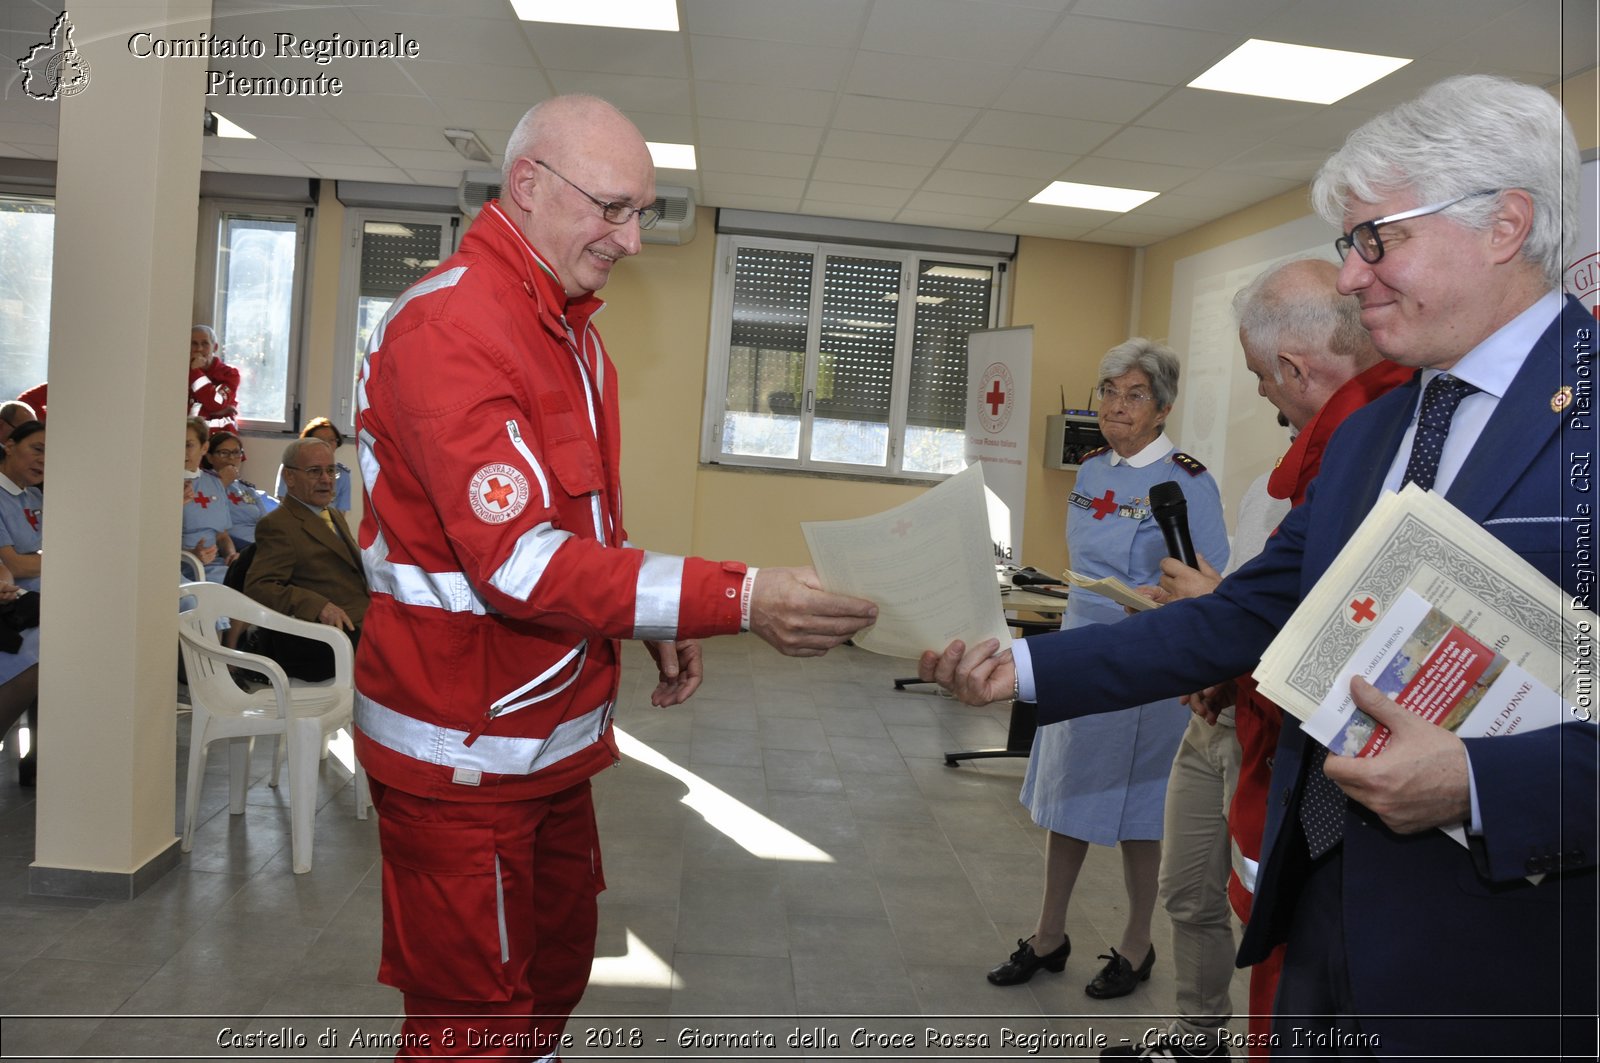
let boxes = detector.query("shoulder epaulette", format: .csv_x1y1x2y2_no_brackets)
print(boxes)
335,461,351,472
1080,445,1111,462
236,478,259,491
1171,451,1207,476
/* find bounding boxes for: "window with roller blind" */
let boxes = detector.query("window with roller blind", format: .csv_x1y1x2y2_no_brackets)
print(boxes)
702,234,1005,480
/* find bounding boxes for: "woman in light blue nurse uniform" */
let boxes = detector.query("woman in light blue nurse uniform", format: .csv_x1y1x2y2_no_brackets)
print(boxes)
0,420,45,593
182,417,235,582
988,339,1229,1001
205,431,277,547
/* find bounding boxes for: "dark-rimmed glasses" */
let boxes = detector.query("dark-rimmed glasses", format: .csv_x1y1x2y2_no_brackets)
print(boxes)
1334,189,1501,264
287,465,337,479
536,160,661,229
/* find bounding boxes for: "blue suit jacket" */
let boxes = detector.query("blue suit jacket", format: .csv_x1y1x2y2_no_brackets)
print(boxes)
1027,296,1598,1056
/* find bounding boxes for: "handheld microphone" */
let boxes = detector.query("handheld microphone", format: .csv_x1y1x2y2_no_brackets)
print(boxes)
1149,480,1199,569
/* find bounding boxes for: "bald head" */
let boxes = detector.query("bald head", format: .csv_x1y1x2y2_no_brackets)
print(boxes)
498,95,655,298
1234,258,1380,431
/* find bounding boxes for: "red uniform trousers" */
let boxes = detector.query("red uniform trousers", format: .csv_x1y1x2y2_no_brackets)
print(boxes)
372,778,604,1061
1228,677,1286,1059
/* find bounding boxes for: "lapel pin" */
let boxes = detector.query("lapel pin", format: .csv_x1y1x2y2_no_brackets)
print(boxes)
1551,385,1573,413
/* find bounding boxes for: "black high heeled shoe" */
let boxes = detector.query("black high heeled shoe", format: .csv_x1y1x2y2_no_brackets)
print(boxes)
986,935,1070,986
1085,945,1155,999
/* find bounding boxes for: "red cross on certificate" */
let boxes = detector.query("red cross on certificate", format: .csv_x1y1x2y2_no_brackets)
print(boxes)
1089,489,1117,520
193,489,212,509
890,518,912,537
1349,596,1377,624
482,477,515,509
985,380,1006,415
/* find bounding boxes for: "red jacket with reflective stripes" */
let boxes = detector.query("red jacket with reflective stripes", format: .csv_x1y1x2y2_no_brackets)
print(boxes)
353,203,745,801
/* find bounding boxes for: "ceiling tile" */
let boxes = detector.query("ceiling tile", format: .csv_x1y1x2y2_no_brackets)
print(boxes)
1135,88,1320,138
1168,169,1303,204
1004,201,1123,227
224,115,360,145
321,92,446,126
348,13,539,67
343,119,462,151
820,129,953,167
1058,156,1203,192
285,141,393,166
831,96,979,140
1259,0,1520,57
698,118,825,154
629,110,697,143
693,82,836,126
802,181,913,209
860,0,1062,65
942,142,1077,179
524,23,689,77
698,146,814,179
799,199,902,222
811,156,931,188
1216,141,1327,182
845,51,1016,107
682,0,871,49
546,71,693,113
896,208,1024,234
1069,0,1296,34
377,147,476,172
902,189,1016,221
691,35,854,92
701,172,808,197
992,70,1171,123
922,169,1049,199
1086,212,1195,236
310,163,413,182
1096,125,1261,168
708,191,805,212
1029,14,1238,84
405,167,474,187
965,110,1122,154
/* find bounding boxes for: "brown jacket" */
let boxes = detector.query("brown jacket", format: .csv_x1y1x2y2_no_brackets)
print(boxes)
244,498,369,626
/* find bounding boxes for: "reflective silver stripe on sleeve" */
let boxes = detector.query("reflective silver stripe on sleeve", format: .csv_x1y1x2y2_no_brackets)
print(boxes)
488,522,572,603
369,265,467,352
633,551,684,641
504,419,550,508
1230,839,1260,895
355,693,611,777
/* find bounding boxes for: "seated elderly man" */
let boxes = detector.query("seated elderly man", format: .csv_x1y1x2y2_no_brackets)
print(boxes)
243,436,368,681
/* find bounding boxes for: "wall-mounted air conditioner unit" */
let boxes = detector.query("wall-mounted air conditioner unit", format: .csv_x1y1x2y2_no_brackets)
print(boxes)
458,170,501,219
644,185,696,245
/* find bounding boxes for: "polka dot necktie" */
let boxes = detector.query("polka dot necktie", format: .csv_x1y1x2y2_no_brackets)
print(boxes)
1299,372,1479,858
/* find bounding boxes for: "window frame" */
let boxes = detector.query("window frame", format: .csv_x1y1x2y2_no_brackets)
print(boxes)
700,232,1009,482
329,206,461,435
193,197,314,433
0,190,56,398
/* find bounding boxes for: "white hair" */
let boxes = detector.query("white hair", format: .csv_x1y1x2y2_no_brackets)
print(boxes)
1098,338,1181,409
1311,74,1576,288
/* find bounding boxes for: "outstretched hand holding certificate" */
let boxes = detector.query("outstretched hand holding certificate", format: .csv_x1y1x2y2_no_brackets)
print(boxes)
802,464,1012,659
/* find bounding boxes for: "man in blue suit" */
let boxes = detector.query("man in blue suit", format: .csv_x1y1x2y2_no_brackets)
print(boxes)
922,75,1596,1060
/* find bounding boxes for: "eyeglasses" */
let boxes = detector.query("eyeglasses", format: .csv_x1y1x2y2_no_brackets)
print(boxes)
536,160,660,229
1334,189,1500,264
288,465,337,479
1096,384,1155,406
211,448,244,459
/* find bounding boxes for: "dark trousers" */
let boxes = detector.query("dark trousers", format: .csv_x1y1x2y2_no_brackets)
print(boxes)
249,624,358,682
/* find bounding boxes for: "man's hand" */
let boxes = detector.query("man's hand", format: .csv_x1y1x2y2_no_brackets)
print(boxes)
646,639,703,707
1155,554,1222,604
748,567,877,657
1321,676,1471,833
917,639,1014,706
1181,679,1236,725
317,601,356,632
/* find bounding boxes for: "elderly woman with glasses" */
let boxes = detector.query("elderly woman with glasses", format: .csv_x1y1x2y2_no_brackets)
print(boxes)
204,431,277,548
987,338,1229,1002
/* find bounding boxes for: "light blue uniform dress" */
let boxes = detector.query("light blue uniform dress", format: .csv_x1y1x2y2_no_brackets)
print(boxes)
274,461,352,512
0,474,43,683
1019,435,1229,845
183,468,234,583
222,477,278,546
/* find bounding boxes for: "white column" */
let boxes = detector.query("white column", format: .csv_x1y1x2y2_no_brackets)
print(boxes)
31,0,210,897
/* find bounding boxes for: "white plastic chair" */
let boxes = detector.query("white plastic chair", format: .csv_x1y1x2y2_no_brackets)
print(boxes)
177,581,369,874
180,550,205,582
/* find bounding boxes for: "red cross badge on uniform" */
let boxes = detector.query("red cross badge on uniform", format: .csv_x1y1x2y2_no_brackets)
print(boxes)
468,463,532,525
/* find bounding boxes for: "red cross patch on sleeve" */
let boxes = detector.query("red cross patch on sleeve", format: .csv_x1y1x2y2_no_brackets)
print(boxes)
468,463,531,524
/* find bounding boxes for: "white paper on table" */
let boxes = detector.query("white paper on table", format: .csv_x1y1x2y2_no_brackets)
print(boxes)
802,463,1013,659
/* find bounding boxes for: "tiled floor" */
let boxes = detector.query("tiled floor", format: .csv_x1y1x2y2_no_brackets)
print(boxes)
0,636,1251,1060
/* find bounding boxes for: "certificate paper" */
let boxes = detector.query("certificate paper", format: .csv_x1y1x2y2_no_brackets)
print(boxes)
802,463,1013,659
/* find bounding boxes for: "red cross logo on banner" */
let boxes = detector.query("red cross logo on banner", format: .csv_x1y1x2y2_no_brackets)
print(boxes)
890,518,912,538
482,477,515,510
24,508,40,532
468,463,531,525
1348,596,1378,625
193,490,212,509
1089,489,1117,520
985,380,1006,416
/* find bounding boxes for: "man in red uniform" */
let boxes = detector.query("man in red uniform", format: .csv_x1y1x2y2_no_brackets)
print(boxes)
353,94,877,1057
189,324,241,433
1109,258,1411,1061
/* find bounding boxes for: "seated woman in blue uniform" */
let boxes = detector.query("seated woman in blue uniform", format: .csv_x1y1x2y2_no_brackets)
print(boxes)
986,339,1228,1001
0,422,44,786
0,420,45,594
274,417,352,512
182,416,237,582
205,431,277,548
